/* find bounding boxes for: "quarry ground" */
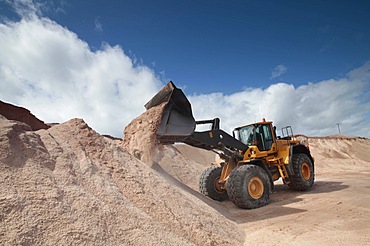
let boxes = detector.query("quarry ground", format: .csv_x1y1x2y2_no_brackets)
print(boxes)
220,172,370,245
173,143,370,246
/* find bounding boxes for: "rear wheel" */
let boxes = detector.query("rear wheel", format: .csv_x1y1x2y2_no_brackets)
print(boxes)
227,165,271,209
199,165,228,201
288,153,315,191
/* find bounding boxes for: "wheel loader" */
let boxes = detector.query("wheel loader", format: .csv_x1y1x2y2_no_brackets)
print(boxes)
146,81,315,209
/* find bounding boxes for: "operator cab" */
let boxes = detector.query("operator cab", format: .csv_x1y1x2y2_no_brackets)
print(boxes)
233,120,275,152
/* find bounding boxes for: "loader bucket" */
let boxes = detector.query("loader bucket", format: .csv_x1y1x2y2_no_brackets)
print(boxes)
145,81,196,143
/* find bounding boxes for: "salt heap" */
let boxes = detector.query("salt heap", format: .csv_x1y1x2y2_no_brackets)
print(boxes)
0,114,244,245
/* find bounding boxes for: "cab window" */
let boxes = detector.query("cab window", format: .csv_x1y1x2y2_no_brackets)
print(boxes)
237,125,255,145
237,124,274,151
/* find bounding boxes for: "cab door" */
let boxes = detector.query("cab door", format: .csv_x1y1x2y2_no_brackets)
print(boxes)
255,124,277,155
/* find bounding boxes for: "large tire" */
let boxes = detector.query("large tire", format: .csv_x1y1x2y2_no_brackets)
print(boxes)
227,165,271,209
199,165,228,201
288,153,315,191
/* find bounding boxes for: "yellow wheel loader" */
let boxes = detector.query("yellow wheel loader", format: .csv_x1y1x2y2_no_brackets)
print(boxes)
146,82,315,209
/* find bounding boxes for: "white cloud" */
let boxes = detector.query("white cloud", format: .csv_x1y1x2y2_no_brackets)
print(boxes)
5,0,66,17
5,0,42,18
94,17,103,32
0,1,369,139
190,62,370,138
270,64,288,79
0,14,162,137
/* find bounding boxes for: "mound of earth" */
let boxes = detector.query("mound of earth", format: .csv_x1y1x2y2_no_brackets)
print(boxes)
0,115,244,245
122,102,166,165
0,100,49,130
297,135,370,173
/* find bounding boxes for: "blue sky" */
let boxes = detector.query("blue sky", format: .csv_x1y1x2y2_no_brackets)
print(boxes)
53,1,370,93
0,0,370,137
3,0,369,93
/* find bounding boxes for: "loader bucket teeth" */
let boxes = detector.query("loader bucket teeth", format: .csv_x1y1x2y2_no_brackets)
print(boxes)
145,81,196,143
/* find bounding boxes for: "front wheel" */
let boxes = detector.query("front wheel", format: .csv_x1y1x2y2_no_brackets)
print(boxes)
227,165,271,209
199,165,228,201
288,153,315,191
